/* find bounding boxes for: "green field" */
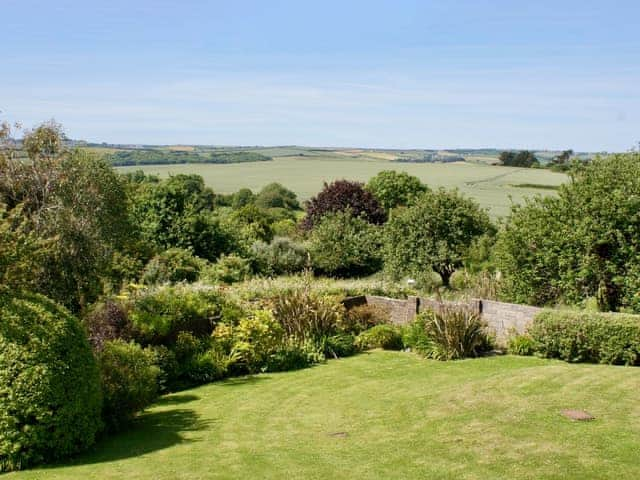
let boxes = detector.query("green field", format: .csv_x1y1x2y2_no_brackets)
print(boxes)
117,153,567,217
11,351,639,479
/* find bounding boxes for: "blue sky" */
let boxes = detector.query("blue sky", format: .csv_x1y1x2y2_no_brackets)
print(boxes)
1,0,638,150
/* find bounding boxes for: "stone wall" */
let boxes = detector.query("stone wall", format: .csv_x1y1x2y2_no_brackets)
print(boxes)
343,295,542,346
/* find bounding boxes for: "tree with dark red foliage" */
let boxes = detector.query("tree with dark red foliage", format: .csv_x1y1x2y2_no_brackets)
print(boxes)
302,180,387,230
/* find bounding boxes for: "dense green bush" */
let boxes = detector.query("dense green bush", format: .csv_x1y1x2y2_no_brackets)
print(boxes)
529,310,640,365
365,170,428,210
408,306,491,360
323,333,359,357
251,237,309,276
212,310,285,373
356,324,404,350
98,340,160,431
141,248,206,285
0,292,102,472
129,285,236,346
495,153,640,311
203,254,252,284
383,189,494,286
507,333,535,356
308,210,383,277
265,339,323,371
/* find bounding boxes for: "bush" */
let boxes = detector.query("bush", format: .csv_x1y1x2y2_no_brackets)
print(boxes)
0,292,102,472
84,299,132,350
141,248,205,285
251,237,308,276
98,340,160,431
266,338,324,372
529,310,640,365
203,254,252,284
356,325,404,350
340,304,390,334
129,285,236,346
383,189,494,286
272,288,344,341
366,170,428,210
323,333,359,357
308,210,383,277
411,306,491,360
302,179,386,230
449,270,472,291
212,310,285,373
507,333,535,356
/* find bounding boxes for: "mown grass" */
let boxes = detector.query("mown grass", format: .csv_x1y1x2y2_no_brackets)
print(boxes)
10,352,639,479
117,155,567,217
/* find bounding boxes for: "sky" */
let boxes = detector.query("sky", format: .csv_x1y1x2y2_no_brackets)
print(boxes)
1,0,639,151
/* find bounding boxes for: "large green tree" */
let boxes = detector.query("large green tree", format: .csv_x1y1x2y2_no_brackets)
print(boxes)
495,153,640,311
383,189,494,285
366,170,428,210
0,121,132,310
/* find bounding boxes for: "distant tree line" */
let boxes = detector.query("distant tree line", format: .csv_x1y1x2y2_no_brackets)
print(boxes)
106,149,272,166
499,150,539,168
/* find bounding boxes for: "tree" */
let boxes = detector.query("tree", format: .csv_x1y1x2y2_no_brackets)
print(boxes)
308,210,383,277
499,150,539,168
0,122,132,310
495,152,640,311
131,174,233,261
365,170,428,210
302,180,386,230
254,182,300,210
383,189,494,286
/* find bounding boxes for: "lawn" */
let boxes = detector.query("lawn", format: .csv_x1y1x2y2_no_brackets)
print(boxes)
10,351,639,480
117,156,567,217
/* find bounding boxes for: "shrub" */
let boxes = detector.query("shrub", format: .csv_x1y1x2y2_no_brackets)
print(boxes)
272,288,344,341
383,188,494,286
98,340,160,431
412,306,491,360
449,270,472,291
323,333,359,357
365,170,428,210
212,310,285,373
266,338,324,372
529,310,640,365
507,333,535,356
356,325,404,350
203,254,252,284
129,285,235,346
302,179,386,230
308,210,383,277
141,248,205,285
340,304,390,334
84,299,132,351
0,292,102,472
251,237,308,276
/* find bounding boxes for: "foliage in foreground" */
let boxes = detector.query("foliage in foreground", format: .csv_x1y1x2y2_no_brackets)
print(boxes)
0,292,102,472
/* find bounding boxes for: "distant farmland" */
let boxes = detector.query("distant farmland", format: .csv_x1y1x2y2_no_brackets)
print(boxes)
116,148,568,217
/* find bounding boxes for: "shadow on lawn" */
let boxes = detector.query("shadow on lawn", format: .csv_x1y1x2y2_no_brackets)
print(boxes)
44,408,214,470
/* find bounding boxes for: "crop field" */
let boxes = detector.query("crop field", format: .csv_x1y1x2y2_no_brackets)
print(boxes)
117,151,567,217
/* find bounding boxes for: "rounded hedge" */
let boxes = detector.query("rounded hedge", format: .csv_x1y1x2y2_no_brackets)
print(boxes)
0,292,102,472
